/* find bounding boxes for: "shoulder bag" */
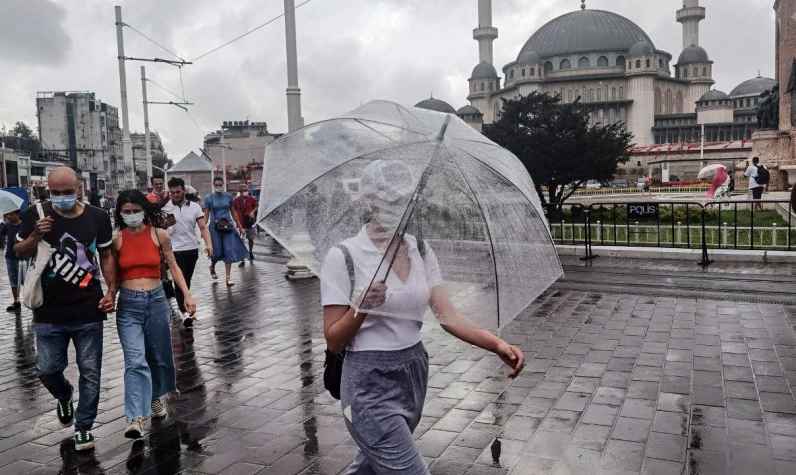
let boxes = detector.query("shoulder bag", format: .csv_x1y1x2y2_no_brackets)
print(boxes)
21,203,56,309
210,195,234,233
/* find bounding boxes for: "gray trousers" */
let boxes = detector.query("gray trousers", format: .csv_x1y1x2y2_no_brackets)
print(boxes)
340,342,430,475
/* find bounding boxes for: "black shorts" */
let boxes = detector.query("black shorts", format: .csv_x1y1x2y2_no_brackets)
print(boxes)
752,187,764,199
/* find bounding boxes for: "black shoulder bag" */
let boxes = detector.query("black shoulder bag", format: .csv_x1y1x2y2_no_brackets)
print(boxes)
323,240,427,400
210,195,234,232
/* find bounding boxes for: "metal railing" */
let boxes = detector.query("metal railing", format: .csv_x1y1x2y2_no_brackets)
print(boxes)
545,200,795,267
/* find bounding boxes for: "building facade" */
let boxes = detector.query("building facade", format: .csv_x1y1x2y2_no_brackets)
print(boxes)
131,131,166,186
202,120,281,191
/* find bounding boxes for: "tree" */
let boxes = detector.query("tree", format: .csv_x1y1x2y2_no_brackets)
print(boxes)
152,152,173,172
485,92,633,206
12,121,34,139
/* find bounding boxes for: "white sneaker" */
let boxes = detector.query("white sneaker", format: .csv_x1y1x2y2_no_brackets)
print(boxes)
151,397,167,419
182,313,194,328
125,418,144,439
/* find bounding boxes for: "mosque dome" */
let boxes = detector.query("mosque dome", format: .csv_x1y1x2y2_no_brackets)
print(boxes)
677,45,710,64
518,9,655,58
471,61,499,79
517,49,542,64
456,105,482,116
729,76,776,97
629,40,654,56
697,89,730,104
414,97,457,114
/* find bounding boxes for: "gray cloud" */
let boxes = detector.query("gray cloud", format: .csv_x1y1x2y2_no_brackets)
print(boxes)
0,0,71,65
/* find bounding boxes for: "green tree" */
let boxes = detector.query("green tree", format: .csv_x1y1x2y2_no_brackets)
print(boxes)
12,121,34,139
152,152,173,172
485,92,633,206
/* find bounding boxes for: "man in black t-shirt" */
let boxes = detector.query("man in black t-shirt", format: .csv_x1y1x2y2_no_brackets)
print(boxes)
15,167,117,451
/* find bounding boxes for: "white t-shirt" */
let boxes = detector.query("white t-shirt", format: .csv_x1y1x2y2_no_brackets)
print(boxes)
745,165,761,189
320,226,444,352
161,200,204,252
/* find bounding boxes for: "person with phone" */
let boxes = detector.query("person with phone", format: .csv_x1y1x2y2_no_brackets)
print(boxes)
14,167,117,451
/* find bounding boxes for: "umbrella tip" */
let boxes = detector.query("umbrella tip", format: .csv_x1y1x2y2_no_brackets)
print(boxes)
437,115,452,141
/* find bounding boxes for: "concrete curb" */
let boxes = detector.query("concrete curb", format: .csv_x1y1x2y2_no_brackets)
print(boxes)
556,244,796,263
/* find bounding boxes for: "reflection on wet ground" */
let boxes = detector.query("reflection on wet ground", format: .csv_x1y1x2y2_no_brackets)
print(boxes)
0,245,794,474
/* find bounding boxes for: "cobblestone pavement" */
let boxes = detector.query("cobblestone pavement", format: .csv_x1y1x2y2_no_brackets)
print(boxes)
0,245,795,474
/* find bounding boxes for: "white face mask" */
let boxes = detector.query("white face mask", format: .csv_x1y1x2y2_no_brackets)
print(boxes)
241,192,249,197
122,212,145,228
372,204,402,230
214,186,224,193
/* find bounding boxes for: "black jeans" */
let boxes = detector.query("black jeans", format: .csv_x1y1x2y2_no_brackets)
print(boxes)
173,249,199,313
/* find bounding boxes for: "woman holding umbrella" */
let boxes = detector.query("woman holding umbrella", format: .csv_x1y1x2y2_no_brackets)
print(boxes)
321,160,525,475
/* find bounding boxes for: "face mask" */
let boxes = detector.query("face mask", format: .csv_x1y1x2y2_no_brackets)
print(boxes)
214,186,224,193
242,192,249,197
52,195,77,211
373,205,403,229
122,212,145,228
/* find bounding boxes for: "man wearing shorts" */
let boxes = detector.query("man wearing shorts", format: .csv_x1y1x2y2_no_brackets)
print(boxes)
234,184,257,266
744,156,765,210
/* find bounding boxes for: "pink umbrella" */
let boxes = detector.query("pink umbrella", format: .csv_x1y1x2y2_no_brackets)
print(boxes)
707,166,729,199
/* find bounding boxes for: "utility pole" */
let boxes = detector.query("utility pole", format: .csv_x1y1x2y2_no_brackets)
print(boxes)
284,0,303,131
220,129,227,190
141,66,152,185
115,6,135,190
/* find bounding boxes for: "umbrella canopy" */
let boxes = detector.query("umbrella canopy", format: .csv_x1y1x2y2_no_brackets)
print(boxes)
0,190,24,216
698,164,726,180
258,100,562,331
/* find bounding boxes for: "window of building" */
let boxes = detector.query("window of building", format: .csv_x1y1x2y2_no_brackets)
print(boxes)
509,70,514,79
582,86,587,99
598,109,604,123
683,68,688,78
598,56,609,67
588,89,593,101
754,98,759,105
609,109,616,123
636,60,641,68
659,58,664,69
646,59,651,68
489,81,494,91
733,130,739,140
597,88,601,101
578,57,590,68
481,82,485,92
616,55,626,67
693,67,698,78
620,108,627,123
619,87,624,99
703,67,707,76
544,62,553,73
747,130,753,139
568,90,573,102
31,166,45,176
612,87,617,100
521,68,526,77
560,59,571,70
719,130,725,141
530,68,535,76
559,88,564,100
746,98,751,107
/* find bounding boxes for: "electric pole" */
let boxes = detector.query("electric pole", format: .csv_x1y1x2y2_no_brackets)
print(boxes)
115,6,135,190
141,66,152,185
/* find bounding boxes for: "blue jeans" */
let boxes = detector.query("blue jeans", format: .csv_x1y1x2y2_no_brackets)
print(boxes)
35,322,104,430
116,285,176,421
5,257,19,289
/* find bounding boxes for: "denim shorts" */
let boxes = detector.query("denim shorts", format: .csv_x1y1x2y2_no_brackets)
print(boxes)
5,258,20,289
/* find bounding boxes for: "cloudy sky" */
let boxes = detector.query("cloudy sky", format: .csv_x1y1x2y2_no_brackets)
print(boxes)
0,0,776,161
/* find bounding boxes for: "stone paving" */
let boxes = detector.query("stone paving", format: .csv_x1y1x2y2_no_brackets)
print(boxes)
0,245,795,474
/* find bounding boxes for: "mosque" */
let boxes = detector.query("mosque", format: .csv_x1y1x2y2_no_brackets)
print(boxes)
416,0,775,154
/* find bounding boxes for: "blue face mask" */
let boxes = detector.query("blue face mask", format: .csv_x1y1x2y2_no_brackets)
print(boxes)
52,194,77,211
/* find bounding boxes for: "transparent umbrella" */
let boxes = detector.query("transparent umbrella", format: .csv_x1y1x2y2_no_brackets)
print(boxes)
258,100,562,331
0,190,24,216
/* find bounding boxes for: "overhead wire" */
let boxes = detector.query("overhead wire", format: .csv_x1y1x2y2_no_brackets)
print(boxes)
124,23,185,61
189,0,316,62
146,78,186,102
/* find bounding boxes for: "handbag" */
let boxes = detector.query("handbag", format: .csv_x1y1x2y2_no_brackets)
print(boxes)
154,228,176,299
21,203,56,310
209,195,234,232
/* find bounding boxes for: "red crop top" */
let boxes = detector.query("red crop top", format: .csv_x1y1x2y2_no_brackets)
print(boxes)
118,226,161,281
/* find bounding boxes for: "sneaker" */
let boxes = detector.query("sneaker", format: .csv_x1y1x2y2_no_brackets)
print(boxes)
57,390,75,427
151,397,167,419
182,313,194,328
5,302,20,313
125,418,145,439
74,429,95,451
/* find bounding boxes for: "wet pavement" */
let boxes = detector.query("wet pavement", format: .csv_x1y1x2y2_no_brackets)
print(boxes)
0,243,795,474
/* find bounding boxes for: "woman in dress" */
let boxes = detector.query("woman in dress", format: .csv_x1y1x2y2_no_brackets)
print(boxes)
321,160,525,474
113,190,196,439
204,176,249,286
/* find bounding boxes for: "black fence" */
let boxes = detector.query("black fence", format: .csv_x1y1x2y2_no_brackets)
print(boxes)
545,200,796,267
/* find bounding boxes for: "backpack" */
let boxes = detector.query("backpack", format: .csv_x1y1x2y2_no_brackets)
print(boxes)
322,239,427,400
756,165,770,185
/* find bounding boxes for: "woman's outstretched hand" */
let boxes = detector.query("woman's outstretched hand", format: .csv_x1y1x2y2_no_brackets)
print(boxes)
495,341,525,379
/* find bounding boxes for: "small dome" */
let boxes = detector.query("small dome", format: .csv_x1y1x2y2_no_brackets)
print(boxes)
629,40,653,56
517,49,541,64
678,45,710,64
698,89,730,103
414,98,456,114
457,105,482,116
730,76,776,97
471,61,499,79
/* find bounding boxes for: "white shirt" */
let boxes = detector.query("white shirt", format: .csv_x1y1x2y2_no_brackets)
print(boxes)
162,200,204,251
320,226,444,352
745,165,761,189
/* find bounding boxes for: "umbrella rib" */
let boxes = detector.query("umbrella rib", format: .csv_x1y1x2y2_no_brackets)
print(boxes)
449,148,501,329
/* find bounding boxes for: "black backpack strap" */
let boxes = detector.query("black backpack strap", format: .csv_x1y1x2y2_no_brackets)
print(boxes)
417,239,427,259
337,244,355,300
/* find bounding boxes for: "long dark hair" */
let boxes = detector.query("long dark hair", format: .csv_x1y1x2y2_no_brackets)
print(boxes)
114,189,165,230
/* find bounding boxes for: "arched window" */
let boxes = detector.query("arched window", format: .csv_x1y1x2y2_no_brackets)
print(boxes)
560,59,571,70
544,61,553,73
598,109,604,124
589,89,594,101
719,130,725,141
560,88,565,100
620,108,627,124
733,130,740,140
521,68,526,77
530,68,535,76
646,59,651,68
703,67,707,77
578,57,590,68
683,68,688,78
659,58,664,69
488,81,494,91
582,86,587,99
480,82,485,92
609,109,616,123
655,87,662,114
746,98,751,108
693,67,698,78
636,60,641,68
597,88,602,101
612,87,617,100
616,55,626,67
568,90,573,102
619,87,624,99
598,56,609,67
509,70,515,80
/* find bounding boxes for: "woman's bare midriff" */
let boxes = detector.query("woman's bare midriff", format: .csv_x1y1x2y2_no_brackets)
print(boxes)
121,278,162,291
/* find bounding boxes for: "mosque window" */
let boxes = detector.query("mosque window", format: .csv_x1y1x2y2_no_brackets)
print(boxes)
560,88,565,100
604,86,609,100
568,90,573,102
616,55,626,68
509,70,514,80
582,86,587,99
609,109,615,123
530,68,535,76
719,131,725,141
597,88,601,101
612,87,617,100
646,59,651,68
589,89,594,101
683,68,688,78
481,82,485,92
693,67,698,78
560,59,571,70
733,130,740,140
676,91,684,113
489,82,494,91
703,67,707,76
619,87,624,99
521,68,526,77
579,57,590,68
659,58,664,69
636,60,641,68
746,98,751,107
598,56,609,67
544,61,553,73
754,98,759,106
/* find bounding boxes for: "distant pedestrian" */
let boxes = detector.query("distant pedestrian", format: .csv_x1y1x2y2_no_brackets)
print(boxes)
234,184,258,266
89,189,101,208
642,176,653,199
112,190,196,439
3,209,22,313
14,167,117,451
162,177,213,327
146,176,169,208
745,156,766,210
205,177,248,286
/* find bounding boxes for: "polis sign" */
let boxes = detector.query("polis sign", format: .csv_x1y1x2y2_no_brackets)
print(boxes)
628,203,659,220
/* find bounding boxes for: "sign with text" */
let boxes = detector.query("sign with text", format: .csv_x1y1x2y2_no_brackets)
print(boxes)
627,203,659,220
